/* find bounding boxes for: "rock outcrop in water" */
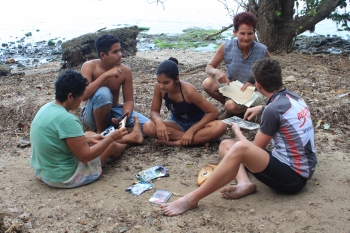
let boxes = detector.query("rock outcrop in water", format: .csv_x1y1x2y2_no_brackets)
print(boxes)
61,26,139,68
294,35,350,55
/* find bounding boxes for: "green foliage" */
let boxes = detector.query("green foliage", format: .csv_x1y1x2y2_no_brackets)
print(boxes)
25,32,32,37
138,27,150,31
295,0,348,30
275,10,282,17
307,8,317,16
154,28,221,49
47,40,55,46
328,1,350,31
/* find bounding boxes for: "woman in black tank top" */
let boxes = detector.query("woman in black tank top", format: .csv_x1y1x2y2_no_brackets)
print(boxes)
142,57,227,147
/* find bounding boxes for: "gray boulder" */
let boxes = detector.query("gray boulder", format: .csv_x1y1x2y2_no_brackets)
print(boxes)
61,26,139,68
0,64,11,76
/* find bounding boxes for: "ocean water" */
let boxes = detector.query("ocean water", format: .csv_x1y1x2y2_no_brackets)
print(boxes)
0,0,349,44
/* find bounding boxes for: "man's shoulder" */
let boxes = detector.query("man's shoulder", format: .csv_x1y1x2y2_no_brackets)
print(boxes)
120,63,131,72
82,59,100,68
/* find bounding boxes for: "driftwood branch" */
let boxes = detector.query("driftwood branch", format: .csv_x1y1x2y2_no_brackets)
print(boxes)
204,24,233,40
180,64,207,75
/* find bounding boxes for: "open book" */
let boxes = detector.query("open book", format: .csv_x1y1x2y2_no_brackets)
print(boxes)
218,80,259,107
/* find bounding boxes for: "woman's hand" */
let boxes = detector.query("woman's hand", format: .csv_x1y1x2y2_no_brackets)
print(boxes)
214,69,230,86
181,130,195,146
240,82,253,92
155,121,169,141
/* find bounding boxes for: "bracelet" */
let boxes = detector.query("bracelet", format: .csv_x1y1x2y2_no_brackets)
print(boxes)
261,106,265,112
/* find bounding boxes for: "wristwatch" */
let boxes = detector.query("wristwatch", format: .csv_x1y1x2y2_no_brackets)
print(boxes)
261,106,265,112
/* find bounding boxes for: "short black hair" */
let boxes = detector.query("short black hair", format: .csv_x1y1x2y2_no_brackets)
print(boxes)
156,57,179,80
95,34,120,58
252,58,283,92
55,70,88,102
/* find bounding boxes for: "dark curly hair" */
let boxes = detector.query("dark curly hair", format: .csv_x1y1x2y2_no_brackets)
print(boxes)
55,70,88,102
234,12,258,31
95,34,120,58
156,57,179,81
252,58,283,93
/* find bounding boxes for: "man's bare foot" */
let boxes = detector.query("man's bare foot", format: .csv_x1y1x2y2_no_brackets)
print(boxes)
220,183,257,199
160,195,198,216
155,139,182,147
116,116,144,145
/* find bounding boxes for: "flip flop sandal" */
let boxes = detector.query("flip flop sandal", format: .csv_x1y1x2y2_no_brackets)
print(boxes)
197,164,217,186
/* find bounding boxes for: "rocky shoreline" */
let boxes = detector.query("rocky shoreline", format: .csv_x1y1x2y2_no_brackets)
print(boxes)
1,32,350,75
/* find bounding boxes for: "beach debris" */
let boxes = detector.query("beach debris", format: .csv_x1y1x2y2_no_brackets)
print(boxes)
323,124,330,130
177,220,186,228
337,92,349,98
5,58,15,64
316,120,322,128
172,192,182,197
249,209,256,214
283,76,296,82
17,135,31,148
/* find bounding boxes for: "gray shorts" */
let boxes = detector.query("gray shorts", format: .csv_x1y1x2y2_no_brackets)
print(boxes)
36,157,102,188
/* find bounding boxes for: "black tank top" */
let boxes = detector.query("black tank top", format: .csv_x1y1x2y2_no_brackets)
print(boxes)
163,81,205,123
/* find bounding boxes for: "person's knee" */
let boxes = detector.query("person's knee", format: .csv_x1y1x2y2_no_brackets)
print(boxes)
226,141,249,160
219,139,236,157
224,99,237,112
216,121,227,134
92,87,113,107
202,78,214,93
142,121,154,136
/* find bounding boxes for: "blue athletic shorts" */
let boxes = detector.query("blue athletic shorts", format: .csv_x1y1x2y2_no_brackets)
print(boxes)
80,87,150,132
169,114,200,132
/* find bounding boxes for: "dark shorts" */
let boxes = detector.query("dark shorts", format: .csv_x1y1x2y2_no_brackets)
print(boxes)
249,151,307,194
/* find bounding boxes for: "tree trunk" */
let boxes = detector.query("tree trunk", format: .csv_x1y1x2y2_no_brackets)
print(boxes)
61,26,139,68
249,0,346,52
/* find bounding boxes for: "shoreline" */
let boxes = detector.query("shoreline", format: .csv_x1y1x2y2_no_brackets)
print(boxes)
1,31,350,74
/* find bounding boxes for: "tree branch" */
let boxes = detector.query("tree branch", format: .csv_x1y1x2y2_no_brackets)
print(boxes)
203,24,233,40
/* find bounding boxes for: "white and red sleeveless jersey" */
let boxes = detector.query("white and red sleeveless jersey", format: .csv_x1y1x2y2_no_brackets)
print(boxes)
260,89,317,179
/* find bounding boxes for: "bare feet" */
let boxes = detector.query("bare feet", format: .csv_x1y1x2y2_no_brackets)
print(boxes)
155,139,182,146
155,140,210,147
220,183,257,199
160,195,198,216
116,116,144,145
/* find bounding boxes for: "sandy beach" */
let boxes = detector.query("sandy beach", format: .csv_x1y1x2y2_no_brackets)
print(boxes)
0,48,350,232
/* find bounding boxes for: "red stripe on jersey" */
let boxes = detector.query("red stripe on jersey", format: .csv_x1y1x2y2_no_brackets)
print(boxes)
281,126,301,174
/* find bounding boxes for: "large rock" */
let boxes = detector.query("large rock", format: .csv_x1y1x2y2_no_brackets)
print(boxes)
0,64,11,76
61,26,139,68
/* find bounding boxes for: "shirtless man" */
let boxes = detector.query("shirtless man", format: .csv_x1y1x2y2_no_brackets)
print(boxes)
80,34,150,145
161,58,317,216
